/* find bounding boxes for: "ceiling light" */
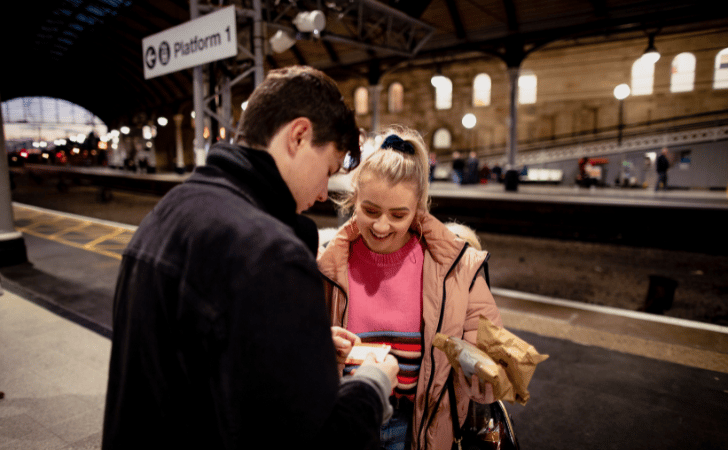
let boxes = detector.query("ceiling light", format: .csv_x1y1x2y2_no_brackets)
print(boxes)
431,74,447,88
462,113,476,129
293,10,326,33
269,30,296,53
613,84,630,100
641,34,660,64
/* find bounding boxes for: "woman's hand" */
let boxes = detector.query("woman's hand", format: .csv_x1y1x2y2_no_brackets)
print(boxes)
331,326,360,374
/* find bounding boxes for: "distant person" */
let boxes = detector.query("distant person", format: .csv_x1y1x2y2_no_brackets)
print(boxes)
655,147,670,190
464,151,480,184
479,163,491,184
451,151,465,184
577,157,588,186
577,157,598,187
491,164,503,183
428,152,438,182
102,66,398,450
318,126,503,450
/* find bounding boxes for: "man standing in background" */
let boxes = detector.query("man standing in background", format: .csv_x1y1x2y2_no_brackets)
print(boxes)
656,147,670,190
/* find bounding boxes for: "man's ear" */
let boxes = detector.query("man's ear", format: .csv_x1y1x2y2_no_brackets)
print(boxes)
287,117,314,156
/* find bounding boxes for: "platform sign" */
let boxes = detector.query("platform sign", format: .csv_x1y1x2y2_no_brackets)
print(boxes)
143,6,237,80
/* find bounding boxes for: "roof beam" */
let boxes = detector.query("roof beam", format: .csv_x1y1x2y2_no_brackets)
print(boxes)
444,0,467,40
502,0,519,32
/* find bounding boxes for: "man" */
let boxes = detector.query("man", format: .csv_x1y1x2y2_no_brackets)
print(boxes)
451,151,465,184
102,66,398,449
655,147,670,190
464,151,480,184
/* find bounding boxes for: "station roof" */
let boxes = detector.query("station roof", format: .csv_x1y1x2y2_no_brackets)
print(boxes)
1,0,726,127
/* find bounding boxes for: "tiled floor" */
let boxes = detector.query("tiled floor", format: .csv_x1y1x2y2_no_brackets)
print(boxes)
0,289,109,450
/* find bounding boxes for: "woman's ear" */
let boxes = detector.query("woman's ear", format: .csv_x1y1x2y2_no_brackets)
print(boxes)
412,209,426,229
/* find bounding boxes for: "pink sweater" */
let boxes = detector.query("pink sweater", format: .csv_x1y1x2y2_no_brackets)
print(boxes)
347,235,424,334
346,235,424,398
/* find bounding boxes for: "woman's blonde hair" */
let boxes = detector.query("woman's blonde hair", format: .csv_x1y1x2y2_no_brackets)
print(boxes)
336,125,430,215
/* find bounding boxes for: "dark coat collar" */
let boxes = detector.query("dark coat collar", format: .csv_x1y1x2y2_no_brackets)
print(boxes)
187,143,319,255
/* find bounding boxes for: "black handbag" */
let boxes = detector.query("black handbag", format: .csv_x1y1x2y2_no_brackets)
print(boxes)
447,372,520,450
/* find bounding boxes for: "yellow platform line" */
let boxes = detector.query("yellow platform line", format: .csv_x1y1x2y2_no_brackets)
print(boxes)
82,227,127,250
17,214,68,232
47,220,93,239
18,224,124,261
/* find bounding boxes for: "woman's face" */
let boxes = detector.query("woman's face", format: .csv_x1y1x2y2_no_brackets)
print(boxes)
354,174,419,254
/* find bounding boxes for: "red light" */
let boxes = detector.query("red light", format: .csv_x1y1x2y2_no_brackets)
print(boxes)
19,150,29,158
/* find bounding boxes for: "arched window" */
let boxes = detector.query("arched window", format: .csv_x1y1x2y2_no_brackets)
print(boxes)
631,57,656,96
432,128,452,149
473,74,491,107
713,48,728,89
354,87,368,115
671,53,696,93
518,71,537,104
388,82,404,113
431,75,452,110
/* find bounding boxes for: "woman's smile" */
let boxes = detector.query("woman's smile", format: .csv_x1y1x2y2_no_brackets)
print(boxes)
354,177,419,254
370,230,394,240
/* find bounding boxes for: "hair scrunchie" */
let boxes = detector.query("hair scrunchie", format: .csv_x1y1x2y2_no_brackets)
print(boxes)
381,134,415,155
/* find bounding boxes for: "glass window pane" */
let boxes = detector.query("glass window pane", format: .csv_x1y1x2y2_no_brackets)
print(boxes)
355,87,368,115
432,75,453,110
714,48,728,89
433,128,451,149
631,58,655,96
388,82,404,113
518,72,537,104
671,52,696,93
473,74,491,107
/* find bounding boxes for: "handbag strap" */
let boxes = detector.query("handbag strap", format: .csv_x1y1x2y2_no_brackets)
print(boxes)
446,371,463,446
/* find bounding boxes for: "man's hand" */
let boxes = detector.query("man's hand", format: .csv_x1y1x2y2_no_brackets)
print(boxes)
360,353,399,390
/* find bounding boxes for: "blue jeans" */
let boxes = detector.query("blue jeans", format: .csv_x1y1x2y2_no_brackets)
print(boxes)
380,403,412,450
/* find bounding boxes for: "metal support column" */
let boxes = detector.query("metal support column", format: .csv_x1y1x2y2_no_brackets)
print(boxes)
367,60,383,135
369,84,382,134
504,66,520,192
253,0,265,87
617,99,625,146
221,76,232,141
174,114,185,173
0,94,28,267
191,0,207,167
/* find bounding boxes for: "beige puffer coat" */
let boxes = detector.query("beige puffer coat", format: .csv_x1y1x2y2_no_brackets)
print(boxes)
317,213,503,450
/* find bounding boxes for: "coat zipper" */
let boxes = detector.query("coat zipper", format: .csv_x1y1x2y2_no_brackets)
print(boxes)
416,243,469,450
320,272,349,326
469,252,491,292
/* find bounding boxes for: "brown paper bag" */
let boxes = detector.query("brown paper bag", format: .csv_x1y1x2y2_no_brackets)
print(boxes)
476,315,549,405
433,333,516,403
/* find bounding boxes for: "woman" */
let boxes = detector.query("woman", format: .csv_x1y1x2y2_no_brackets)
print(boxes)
318,126,503,450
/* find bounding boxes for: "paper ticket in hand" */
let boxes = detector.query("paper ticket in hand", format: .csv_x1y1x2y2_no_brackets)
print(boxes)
345,343,391,364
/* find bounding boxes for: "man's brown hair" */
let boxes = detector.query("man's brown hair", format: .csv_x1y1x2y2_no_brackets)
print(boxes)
239,66,361,169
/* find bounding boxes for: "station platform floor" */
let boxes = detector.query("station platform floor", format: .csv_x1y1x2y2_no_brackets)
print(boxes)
1,201,728,449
